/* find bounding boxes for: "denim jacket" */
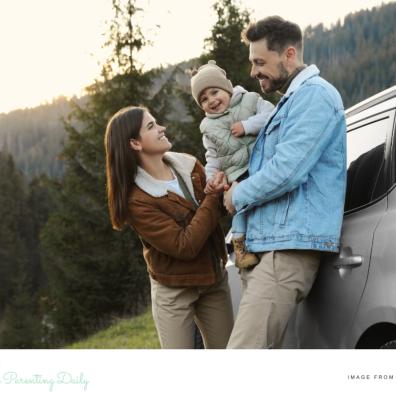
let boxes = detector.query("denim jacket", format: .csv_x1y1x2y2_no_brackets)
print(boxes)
232,65,347,253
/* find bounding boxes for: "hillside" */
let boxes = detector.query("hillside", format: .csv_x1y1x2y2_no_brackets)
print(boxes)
0,97,72,179
304,2,396,107
68,308,160,349
0,62,192,180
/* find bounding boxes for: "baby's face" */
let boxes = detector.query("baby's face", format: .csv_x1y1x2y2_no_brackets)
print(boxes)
199,87,231,114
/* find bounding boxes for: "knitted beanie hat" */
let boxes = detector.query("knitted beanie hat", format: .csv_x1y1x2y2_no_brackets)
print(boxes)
190,60,233,106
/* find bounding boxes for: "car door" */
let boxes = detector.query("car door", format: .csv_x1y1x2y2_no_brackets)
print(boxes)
292,106,395,348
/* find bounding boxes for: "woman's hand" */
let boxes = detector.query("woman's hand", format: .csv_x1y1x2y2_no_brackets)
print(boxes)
204,179,216,194
206,172,229,195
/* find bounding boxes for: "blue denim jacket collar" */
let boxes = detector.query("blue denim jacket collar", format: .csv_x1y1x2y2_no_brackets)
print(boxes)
284,64,320,98
262,65,321,129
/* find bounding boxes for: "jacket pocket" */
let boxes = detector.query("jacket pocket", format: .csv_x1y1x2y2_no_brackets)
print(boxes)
258,204,275,232
264,118,283,160
274,192,291,226
265,117,282,136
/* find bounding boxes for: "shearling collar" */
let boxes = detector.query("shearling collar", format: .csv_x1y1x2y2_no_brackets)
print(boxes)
135,152,198,199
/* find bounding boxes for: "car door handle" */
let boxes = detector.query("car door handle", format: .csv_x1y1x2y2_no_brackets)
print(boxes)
333,256,363,269
332,247,363,269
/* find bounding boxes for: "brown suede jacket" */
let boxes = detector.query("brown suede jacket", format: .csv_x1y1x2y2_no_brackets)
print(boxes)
127,152,227,287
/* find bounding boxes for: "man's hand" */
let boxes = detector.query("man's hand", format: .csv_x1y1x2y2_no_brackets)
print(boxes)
205,172,229,195
224,181,237,214
231,122,245,137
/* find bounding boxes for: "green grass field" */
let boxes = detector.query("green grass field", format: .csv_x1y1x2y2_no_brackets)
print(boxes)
68,308,160,349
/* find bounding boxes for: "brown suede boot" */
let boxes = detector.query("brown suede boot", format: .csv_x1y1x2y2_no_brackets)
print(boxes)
232,236,259,269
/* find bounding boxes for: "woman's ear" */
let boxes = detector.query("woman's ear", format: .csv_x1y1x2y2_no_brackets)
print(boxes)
129,138,142,152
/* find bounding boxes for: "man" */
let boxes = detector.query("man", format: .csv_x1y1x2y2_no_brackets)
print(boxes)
223,16,347,348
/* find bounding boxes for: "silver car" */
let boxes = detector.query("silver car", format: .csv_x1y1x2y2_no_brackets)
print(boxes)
226,85,396,348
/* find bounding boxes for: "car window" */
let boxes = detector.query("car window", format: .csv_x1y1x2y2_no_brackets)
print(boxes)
345,113,392,211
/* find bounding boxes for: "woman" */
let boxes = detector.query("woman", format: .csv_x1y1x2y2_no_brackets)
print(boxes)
104,106,234,348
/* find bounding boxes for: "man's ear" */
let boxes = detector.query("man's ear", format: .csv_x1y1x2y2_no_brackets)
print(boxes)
285,46,297,62
129,138,142,152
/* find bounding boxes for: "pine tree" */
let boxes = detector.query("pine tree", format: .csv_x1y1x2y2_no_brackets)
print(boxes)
25,175,54,293
303,2,396,107
0,150,43,348
202,0,279,104
0,150,27,312
0,269,42,348
40,0,152,344
203,0,253,91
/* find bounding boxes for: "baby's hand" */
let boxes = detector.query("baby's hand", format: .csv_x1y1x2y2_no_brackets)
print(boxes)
231,122,245,137
204,179,216,194
204,172,229,195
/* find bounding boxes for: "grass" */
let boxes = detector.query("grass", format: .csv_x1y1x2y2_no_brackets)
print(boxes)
68,308,160,349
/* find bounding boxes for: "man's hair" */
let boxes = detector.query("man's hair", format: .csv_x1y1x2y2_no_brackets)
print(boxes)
242,16,303,55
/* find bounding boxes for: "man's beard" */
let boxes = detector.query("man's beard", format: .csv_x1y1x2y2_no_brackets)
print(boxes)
259,62,290,94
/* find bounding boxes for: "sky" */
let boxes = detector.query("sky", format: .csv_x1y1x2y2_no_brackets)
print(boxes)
0,0,393,114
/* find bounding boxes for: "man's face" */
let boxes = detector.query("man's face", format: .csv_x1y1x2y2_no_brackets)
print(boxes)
249,39,290,94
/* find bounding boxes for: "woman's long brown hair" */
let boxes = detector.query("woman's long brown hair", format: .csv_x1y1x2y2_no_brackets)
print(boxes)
104,106,145,230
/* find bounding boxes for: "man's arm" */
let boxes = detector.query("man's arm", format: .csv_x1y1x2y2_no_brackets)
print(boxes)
233,84,345,213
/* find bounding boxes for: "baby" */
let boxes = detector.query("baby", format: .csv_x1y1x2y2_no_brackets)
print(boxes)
190,60,274,269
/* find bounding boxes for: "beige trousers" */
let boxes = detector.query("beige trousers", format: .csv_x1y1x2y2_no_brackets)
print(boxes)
227,250,320,349
150,271,234,349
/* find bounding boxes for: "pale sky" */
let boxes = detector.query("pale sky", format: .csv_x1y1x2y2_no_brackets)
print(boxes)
0,0,392,114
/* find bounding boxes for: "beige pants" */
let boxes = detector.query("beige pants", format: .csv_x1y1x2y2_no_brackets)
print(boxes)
227,250,320,349
150,271,234,349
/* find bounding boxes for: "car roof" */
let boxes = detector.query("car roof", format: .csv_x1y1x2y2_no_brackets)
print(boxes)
346,85,396,119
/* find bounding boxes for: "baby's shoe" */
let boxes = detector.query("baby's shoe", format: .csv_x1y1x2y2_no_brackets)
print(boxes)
232,236,259,269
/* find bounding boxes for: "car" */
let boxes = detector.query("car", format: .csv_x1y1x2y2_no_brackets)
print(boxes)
226,85,396,348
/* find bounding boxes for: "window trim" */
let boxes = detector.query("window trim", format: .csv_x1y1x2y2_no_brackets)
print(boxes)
344,190,388,216
346,89,396,118
390,110,396,186
347,115,390,134
347,107,395,128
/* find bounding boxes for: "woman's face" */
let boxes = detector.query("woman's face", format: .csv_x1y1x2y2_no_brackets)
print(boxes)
132,111,172,155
